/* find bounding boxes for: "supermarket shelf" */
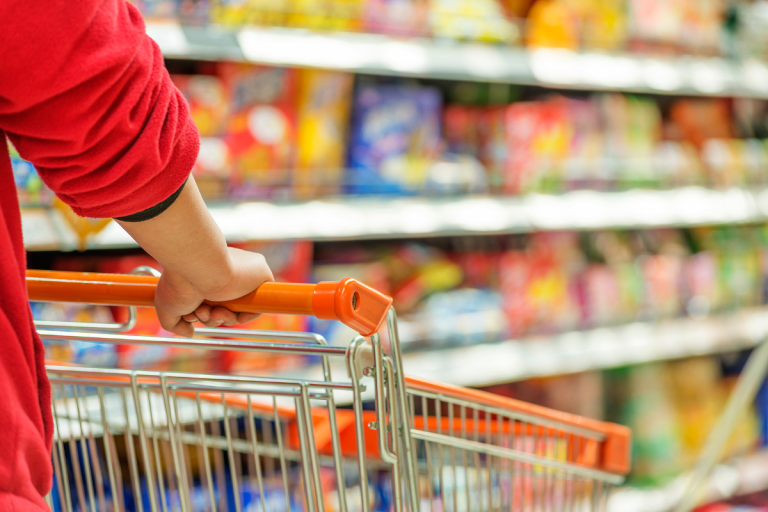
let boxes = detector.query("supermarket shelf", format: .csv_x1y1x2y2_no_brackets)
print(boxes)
146,22,768,98
608,448,768,512
395,306,768,387
21,186,768,250
282,306,768,391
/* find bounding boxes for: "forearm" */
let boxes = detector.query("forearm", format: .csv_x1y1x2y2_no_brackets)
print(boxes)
116,176,232,293
116,176,273,335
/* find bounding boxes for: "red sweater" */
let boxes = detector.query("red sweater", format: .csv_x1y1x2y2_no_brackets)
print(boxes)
0,0,199,509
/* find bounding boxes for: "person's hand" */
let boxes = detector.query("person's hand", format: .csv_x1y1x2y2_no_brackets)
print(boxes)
154,247,274,337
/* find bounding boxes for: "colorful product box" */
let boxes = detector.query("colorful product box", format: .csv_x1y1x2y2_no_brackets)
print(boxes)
363,0,429,36
347,85,442,194
294,69,354,199
219,63,298,199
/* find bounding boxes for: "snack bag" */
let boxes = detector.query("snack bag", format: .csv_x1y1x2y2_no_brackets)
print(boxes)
364,0,429,36
504,99,570,194
347,85,442,194
219,63,298,198
294,69,354,198
430,0,519,43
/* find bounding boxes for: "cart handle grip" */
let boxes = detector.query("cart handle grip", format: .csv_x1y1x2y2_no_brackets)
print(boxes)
26,270,392,337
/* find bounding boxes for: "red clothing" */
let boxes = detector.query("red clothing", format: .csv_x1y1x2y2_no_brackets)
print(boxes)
0,0,199,509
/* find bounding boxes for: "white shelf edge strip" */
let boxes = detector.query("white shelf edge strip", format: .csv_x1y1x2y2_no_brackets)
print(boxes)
22,186,768,250
397,306,768,387
144,22,768,98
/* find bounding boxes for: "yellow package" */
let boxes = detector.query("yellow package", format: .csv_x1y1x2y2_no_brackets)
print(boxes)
210,0,289,27
294,69,353,198
285,0,364,31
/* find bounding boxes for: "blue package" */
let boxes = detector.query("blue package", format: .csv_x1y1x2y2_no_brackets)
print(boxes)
347,85,442,195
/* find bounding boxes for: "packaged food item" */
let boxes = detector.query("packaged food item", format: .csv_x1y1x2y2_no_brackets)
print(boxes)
294,69,354,199
219,63,298,199
363,0,429,36
504,98,571,194
579,0,627,50
526,0,580,49
429,0,519,43
286,0,365,31
209,0,288,27
347,85,442,194
605,363,685,485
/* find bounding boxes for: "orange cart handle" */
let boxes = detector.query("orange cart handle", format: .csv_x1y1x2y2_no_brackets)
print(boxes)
27,270,393,337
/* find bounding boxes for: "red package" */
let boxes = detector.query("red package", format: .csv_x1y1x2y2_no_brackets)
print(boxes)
218,63,298,197
499,251,533,336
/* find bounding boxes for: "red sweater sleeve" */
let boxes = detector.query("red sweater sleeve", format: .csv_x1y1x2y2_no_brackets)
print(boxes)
0,0,199,219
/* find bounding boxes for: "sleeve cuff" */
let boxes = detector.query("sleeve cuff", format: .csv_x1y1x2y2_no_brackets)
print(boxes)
115,176,188,222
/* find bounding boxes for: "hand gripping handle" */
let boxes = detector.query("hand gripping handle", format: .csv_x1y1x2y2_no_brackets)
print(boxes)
26,270,393,336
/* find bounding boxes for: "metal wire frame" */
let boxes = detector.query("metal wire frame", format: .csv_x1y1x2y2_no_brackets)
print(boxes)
42,313,410,512
40,269,625,512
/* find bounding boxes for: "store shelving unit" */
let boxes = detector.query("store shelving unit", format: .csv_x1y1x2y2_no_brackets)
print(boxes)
146,22,768,98
398,306,768,387
274,306,768,390
21,185,768,250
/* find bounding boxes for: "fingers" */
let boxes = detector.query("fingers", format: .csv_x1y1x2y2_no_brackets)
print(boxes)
169,305,259,332
157,308,195,337
236,312,261,325
193,304,212,324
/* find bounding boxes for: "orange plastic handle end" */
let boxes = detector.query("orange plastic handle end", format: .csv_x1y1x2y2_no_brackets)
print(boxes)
313,278,393,337
26,270,393,337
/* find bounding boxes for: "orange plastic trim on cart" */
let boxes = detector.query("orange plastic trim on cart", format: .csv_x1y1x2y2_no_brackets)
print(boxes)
27,270,392,337
404,375,632,475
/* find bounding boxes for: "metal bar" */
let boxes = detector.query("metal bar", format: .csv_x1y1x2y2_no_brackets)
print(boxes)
72,385,97,512
221,396,243,512
147,390,169,512
295,397,316,512
38,329,347,356
131,376,159,512
410,431,625,485
422,395,435,512
346,336,372,512
246,395,268,512
196,393,217,512
160,376,187,512
273,397,293,512
675,337,768,512
386,310,421,512
120,388,144,512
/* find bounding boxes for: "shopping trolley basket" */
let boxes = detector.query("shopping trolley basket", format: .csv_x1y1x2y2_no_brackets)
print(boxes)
28,269,631,512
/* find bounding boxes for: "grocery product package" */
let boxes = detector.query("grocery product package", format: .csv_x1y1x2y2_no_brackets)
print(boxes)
347,85,442,194
363,0,429,36
294,69,354,198
219,63,298,199
429,0,519,43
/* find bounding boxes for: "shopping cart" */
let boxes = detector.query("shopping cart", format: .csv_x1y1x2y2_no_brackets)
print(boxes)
28,268,631,512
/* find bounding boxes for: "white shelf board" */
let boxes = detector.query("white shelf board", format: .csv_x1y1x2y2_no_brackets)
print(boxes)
397,306,768,387
22,187,768,251
145,22,768,98
274,306,768,391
